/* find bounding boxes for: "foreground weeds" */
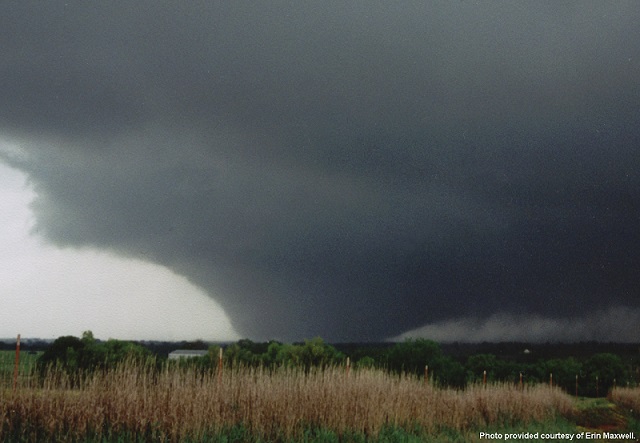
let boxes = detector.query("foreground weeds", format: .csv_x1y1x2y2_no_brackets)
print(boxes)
1,362,575,442
610,387,640,418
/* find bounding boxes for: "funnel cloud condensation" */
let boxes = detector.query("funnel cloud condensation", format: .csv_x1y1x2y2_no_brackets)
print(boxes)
1,2,639,342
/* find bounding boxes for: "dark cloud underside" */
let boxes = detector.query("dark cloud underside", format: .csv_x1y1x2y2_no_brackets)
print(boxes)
1,1,639,341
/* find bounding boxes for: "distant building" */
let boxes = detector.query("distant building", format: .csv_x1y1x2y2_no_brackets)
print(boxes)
168,350,208,360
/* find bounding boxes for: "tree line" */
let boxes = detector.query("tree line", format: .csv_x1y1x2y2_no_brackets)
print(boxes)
35,332,638,397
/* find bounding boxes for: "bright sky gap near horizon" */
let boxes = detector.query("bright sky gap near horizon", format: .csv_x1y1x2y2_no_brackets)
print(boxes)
1,2,639,343
0,161,240,341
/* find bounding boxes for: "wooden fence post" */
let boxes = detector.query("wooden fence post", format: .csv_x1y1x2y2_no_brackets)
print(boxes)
575,374,578,397
519,372,523,391
424,365,428,385
549,373,553,389
346,357,350,377
483,370,487,387
218,347,223,385
13,334,20,391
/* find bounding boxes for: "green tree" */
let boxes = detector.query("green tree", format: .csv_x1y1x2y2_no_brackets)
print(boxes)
538,358,582,393
38,335,84,374
435,356,466,388
355,356,376,369
583,353,625,397
100,339,151,368
261,341,283,367
275,343,303,367
224,342,258,367
299,337,343,369
466,354,499,384
386,339,443,375
38,332,152,375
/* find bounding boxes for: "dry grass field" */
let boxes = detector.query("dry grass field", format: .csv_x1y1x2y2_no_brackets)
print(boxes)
0,361,577,442
610,387,640,416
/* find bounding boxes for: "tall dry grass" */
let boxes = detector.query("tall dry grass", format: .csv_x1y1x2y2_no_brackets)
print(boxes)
1,361,575,441
610,387,640,417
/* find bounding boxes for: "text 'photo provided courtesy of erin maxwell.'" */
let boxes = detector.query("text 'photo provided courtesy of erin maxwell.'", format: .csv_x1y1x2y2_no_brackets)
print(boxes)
479,431,637,441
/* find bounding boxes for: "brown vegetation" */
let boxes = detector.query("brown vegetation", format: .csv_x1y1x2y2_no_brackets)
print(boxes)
1,362,575,441
609,387,640,418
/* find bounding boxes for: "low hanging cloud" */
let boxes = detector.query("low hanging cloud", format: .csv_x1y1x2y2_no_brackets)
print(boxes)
1,2,639,342
393,307,640,343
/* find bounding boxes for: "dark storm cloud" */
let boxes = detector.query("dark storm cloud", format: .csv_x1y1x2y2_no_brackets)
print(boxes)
1,1,639,341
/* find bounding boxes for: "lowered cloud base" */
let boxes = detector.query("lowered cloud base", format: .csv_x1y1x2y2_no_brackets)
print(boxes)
393,306,640,343
1,3,639,342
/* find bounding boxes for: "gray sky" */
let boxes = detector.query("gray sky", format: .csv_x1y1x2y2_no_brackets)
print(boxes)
1,1,639,342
